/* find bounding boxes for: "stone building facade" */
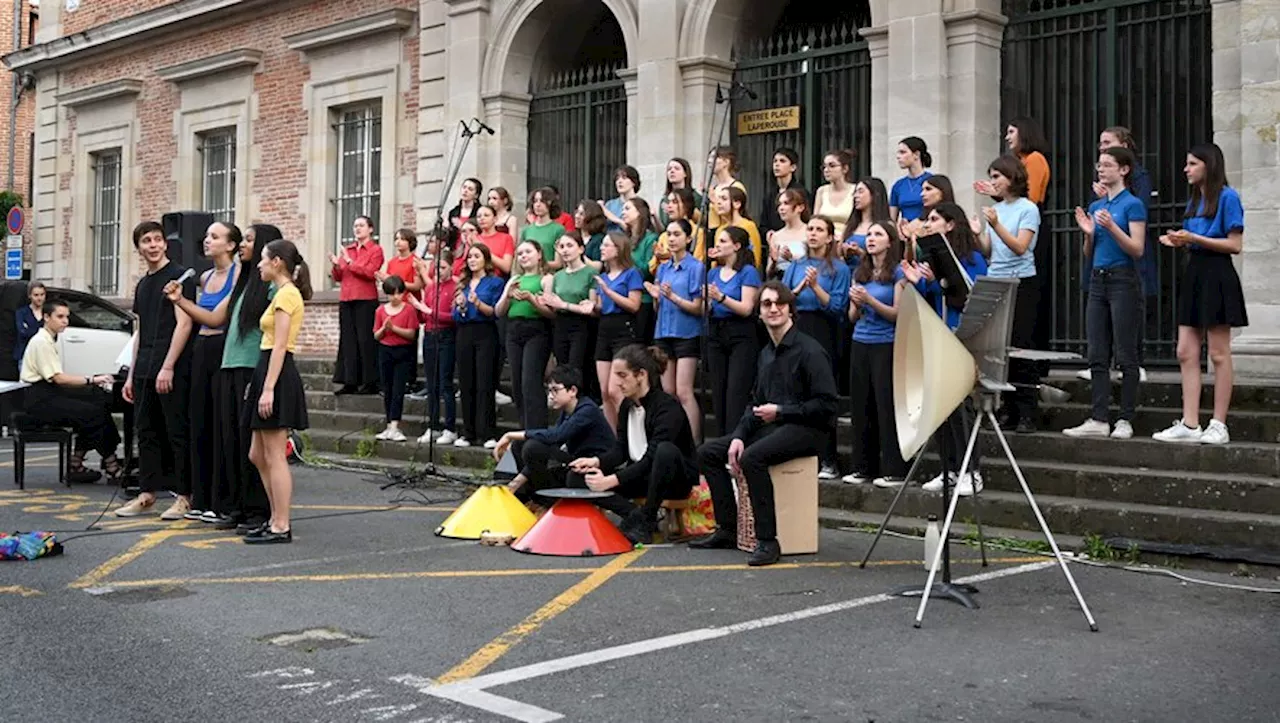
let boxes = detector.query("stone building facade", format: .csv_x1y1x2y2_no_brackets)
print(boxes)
0,0,38,257
2,0,1277,374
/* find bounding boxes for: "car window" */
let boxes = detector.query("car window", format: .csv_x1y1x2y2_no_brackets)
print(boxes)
58,292,131,332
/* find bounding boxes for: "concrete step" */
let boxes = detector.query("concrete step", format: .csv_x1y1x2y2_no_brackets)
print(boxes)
1038,403,1280,444
1045,370,1280,413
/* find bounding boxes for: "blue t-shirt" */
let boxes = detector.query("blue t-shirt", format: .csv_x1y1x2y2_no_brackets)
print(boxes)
890,171,933,222
604,197,627,235
1184,186,1245,254
452,274,504,324
598,267,643,316
654,256,705,339
710,264,762,319
852,267,905,344
781,256,851,318
1089,188,1148,269
917,251,989,330
986,198,1040,279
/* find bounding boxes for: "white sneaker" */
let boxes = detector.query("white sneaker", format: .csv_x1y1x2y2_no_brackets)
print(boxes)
375,428,393,441
1200,419,1230,445
495,391,513,406
1076,368,1122,381
437,430,458,445
1063,419,1110,438
818,464,838,480
922,472,950,493
1110,420,1134,439
385,428,407,443
483,439,499,450
453,437,472,448
1139,367,1148,383
954,472,984,497
872,477,904,488
1075,368,1090,381
841,473,870,485
1153,420,1202,444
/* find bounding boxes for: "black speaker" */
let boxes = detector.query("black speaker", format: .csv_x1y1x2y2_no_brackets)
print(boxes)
162,211,215,276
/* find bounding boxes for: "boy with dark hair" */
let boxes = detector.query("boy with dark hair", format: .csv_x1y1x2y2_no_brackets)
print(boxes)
492,364,615,501
115,221,199,519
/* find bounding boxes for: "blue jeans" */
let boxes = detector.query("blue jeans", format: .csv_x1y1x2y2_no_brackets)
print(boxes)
422,328,456,431
1086,265,1142,421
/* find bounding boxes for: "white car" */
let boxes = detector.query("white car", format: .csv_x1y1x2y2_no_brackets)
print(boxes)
52,287,134,377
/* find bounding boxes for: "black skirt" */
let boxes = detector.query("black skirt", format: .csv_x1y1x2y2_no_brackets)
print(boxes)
244,350,310,431
1177,252,1248,329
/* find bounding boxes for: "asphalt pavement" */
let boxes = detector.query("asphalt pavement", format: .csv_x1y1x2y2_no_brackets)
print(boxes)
2,447,1279,723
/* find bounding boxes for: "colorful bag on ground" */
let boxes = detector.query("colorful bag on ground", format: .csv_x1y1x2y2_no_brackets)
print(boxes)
679,478,717,537
0,531,64,561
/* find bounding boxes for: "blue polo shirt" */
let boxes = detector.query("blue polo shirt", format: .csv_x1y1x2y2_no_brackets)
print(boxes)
1185,187,1245,254
709,264,761,319
781,256,851,318
1089,188,1148,269
891,171,933,222
654,255,705,339
918,251,989,330
604,197,627,235
852,267,905,344
986,198,1040,279
452,274,504,324
598,267,643,316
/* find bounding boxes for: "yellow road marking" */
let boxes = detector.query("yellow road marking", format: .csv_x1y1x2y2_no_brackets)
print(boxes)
179,536,246,550
68,524,205,589
0,489,55,498
0,585,43,597
436,549,649,684
0,453,59,469
629,556,1041,573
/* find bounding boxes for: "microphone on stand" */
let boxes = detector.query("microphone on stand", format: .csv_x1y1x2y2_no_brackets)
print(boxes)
473,118,496,135
732,81,758,100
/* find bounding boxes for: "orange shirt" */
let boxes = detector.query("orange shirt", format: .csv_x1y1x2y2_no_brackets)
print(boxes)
1021,151,1050,205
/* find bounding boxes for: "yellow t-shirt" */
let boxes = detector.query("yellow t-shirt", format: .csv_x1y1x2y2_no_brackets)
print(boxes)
260,283,305,352
717,218,764,269
20,327,60,383
707,180,747,229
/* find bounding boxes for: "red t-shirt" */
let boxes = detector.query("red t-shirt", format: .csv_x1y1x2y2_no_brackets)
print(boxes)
478,232,515,276
385,255,419,298
420,278,457,332
374,303,420,346
557,212,576,232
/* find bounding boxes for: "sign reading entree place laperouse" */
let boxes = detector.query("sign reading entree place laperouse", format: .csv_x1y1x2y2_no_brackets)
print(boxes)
736,106,801,136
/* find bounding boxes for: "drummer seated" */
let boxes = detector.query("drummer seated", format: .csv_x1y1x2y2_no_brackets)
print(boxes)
19,299,123,482
491,365,615,503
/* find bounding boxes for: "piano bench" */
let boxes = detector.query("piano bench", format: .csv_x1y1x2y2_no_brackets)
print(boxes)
10,413,73,490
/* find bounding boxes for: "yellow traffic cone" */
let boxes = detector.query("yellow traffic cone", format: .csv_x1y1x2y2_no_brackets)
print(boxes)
435,485,538,540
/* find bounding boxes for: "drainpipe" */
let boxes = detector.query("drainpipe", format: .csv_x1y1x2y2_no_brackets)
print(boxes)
7,0,21,192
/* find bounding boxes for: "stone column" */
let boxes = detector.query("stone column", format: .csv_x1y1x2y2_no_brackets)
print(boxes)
944,3,1006,212
443,0,491,191
678,57,734,186
416,0,449,230
617,67,640,184
481,91,532,211
861,24,890,182
632,0,682,200
1215,0,1280,376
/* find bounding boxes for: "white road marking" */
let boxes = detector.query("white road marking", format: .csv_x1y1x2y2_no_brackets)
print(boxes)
279,681,337,695
327,688,380,705
395,561,1057,722
249,667,315,678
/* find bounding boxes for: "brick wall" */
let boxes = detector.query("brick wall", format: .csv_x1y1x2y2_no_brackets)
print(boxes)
296,293,340,357
61,0,179,36
0,1,38,258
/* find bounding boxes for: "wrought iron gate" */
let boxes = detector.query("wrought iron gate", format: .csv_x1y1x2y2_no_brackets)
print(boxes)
730,14,872,210
1001,0,1213,364
526,63,627,209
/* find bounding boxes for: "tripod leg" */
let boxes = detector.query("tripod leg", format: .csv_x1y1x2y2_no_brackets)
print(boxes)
985,410,1099,632
858,440,928,568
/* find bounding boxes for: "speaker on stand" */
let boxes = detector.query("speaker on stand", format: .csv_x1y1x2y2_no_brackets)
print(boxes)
162,211,215,276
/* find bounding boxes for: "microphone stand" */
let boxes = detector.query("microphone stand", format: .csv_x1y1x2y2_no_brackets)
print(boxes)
384,119,491,493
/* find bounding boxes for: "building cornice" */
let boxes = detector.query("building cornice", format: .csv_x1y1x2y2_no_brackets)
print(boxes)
155,48,262,83
283,9,416,53
4,0,283,72
57,78,143,108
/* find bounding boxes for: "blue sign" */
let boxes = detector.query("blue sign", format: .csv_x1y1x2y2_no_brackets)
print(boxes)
5,248,21,280
6,207,22,236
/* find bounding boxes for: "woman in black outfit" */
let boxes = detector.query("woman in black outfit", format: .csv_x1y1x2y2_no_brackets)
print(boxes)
704,226,762,437
447,177,484,244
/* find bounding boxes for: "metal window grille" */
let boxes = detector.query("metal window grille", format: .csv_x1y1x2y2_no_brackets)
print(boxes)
199,128,237,224
332,104,382,248
90,149,122,297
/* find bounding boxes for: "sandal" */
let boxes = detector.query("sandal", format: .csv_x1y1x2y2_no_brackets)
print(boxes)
101,454,124,481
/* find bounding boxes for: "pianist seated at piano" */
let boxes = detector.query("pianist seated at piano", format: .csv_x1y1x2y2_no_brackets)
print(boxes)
20,298,123,482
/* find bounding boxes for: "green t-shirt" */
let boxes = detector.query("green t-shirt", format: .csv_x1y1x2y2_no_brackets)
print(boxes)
507,273,546,319
521,222,566,262
221,287,275,369
633,231,659,301
552,265,599,306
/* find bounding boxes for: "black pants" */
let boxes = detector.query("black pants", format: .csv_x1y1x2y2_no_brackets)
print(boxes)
553,314,592,377
422,328,457,431
707,317,758,437
848,341,908,479
26,382,120,458
1086,266,1142,422
797,311,839,466
457,323,499,443
378,343,416,423
334,299,379,389
595,441,698,521
938,399,982,478
513,438,576,503
699,424,825,541
1008,274,1042,424
135,371,191,495
189,334,226,512
214,366,266,517
507,318,552,431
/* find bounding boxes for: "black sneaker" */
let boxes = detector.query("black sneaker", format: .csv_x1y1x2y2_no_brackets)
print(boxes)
334,386,358,396
244,528,291,545
215,515,242,530
619,511,656,545
748,539,781,566
237,518,269,536
689,529,737,550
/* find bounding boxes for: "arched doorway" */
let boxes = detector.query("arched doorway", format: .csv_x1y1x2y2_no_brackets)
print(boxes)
525,2,628,208
1001,0,1213,365
729,1,873,202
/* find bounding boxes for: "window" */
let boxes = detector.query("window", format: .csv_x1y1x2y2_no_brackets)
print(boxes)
199,128,237,223
332,103,381,247
90,149,123,297
60,290,132,332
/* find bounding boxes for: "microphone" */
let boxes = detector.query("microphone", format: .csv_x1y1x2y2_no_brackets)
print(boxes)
473,118,495,135
733,81,758,100
175,267,196,286
715,83,725,104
